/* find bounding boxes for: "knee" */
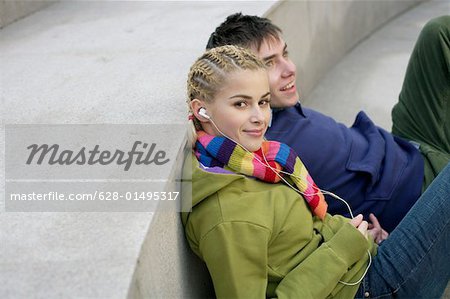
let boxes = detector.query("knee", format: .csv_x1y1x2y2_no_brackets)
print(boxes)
421,15,450,40
440,162,450,177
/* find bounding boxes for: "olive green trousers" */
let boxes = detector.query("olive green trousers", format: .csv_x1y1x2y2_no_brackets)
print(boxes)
392,15,450,191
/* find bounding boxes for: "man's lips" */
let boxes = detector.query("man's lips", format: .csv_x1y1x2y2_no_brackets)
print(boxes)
280,81,295,91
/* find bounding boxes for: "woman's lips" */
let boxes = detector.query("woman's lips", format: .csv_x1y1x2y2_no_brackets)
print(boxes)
243,129,264,137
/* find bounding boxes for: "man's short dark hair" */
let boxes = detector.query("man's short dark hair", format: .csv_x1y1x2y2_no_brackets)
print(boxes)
206,13,282,50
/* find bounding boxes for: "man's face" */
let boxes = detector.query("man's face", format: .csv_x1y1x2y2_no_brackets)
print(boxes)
252,37,299,108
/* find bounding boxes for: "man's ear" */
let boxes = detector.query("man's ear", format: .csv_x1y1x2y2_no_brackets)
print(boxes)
190,99,209,123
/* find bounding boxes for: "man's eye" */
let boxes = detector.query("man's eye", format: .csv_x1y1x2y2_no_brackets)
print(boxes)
283,51,289,57
265,60,274,67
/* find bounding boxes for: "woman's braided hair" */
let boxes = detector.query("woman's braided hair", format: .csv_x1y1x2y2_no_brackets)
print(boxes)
186,45,266,145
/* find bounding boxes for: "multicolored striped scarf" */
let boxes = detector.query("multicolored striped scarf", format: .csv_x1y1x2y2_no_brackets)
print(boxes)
195,131,328,220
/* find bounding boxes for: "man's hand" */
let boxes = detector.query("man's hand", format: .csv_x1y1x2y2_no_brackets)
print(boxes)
367,213,389,244
349,214,369,239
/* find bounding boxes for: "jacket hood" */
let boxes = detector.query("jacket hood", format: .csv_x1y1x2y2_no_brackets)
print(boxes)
181,153,243,226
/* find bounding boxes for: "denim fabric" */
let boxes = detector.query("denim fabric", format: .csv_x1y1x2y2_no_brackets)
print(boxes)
355,162,450,299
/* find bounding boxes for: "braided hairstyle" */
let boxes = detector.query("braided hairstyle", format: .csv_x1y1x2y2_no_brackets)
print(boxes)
187,45,266,146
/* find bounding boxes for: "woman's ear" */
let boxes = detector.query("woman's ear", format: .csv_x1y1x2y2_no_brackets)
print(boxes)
190,99,210,123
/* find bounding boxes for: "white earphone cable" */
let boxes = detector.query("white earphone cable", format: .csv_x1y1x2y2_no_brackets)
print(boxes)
205,115,372,285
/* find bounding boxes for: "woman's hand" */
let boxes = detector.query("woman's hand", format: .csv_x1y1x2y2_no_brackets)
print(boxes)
349,214,369,239
367,213,389,244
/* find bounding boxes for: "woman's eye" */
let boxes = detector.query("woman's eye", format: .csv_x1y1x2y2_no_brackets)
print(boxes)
260,99,270,106
235,101,247,108
283,51,289,58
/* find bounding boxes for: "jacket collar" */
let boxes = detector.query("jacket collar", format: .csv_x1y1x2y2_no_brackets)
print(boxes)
269,102,305,127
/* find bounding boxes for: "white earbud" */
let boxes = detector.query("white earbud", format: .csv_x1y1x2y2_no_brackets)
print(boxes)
198,107,210,119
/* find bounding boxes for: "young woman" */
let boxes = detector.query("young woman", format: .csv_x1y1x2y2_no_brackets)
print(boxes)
182,45,450,299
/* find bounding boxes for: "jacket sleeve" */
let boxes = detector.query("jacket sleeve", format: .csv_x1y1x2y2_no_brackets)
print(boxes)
200,220,368,299
275,223,369,299
199,221,271,299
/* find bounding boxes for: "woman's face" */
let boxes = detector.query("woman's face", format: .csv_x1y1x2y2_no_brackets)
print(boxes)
202,68,271,152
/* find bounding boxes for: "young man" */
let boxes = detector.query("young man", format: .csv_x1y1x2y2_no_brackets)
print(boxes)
206,13,450,232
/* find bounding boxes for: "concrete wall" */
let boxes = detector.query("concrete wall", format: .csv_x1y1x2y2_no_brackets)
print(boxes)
0,0,55,29
127,144,215,299
266,0,423,101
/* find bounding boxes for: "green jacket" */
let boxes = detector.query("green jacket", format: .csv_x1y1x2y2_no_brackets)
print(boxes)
182,154,377,298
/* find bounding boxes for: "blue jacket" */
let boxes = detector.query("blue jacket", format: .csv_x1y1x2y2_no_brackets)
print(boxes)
266,103,424,232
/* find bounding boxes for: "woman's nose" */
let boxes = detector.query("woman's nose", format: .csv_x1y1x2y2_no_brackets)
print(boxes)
250,107,265,123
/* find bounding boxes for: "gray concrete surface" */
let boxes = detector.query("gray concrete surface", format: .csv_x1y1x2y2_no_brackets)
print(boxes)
267,0,424,100
305,0,450,130
0,0,55,29
1,0,449,298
